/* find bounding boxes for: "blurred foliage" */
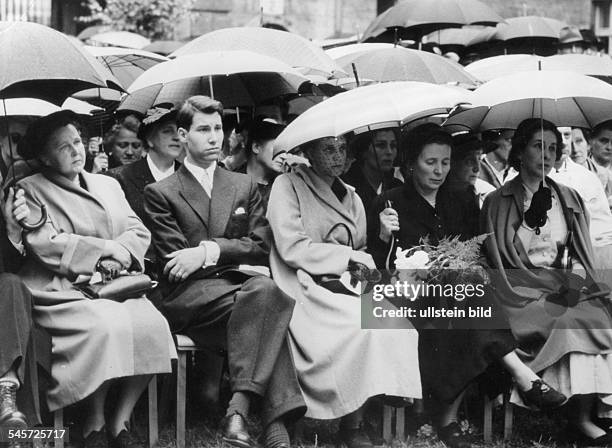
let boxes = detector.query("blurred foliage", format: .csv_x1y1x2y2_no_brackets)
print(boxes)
78,0,194,40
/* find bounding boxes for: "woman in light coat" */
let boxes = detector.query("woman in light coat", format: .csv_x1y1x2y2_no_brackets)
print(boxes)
267,136,422,448
16,111,175,448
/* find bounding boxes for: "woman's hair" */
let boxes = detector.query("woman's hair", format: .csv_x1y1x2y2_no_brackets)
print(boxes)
348,129,398,163
508,119,562,171
18,110,83,160
591,119,612,140
104,114,141,150
176,95,224,131
399,123,453,171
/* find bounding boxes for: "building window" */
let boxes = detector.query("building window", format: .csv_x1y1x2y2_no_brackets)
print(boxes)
596,1,611,29
0,0,51,25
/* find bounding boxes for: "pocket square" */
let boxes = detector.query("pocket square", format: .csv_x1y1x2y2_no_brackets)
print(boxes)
234,207,246,215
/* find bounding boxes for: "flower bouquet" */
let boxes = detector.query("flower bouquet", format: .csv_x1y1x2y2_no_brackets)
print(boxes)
394,234,491,287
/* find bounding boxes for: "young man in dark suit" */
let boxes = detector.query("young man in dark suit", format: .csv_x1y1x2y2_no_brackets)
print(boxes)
144,96,305,448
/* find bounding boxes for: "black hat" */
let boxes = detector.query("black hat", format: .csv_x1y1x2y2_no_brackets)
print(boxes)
452,133,498,157
249,118,286,142
18,110,82,160
137,103,177,142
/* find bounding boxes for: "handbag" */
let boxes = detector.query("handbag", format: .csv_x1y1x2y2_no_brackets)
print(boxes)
76,274,153,301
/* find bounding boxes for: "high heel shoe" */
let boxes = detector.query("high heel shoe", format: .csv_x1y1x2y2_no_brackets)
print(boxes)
518,379,567,411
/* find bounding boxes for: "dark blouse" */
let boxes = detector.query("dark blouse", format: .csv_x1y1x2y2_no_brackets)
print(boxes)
343,164,403,219
367,180,479,269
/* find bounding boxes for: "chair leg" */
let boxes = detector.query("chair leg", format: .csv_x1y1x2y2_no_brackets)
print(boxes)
54,408,64,448
382,406,393,443
503,392,513,440
148,375,159,448
395,407,405,441
176,351,188,448
483,395,493,443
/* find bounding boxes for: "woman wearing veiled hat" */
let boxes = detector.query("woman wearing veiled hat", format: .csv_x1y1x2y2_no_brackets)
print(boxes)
15,110,176,448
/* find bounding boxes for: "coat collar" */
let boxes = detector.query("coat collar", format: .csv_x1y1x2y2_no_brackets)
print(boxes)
177,164,210,228
209,166,236,237
500,175,582,217
294,165,355,223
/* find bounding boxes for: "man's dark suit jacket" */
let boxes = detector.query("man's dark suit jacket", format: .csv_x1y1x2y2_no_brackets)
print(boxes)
108,158,181,222
143,164,271,332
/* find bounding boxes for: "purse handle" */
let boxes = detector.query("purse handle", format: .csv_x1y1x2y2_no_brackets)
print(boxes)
325,222,354,249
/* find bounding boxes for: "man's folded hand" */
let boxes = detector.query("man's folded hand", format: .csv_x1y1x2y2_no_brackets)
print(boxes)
164,247,207,282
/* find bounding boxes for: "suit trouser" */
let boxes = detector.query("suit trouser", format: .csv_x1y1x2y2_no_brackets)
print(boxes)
182,276,306,425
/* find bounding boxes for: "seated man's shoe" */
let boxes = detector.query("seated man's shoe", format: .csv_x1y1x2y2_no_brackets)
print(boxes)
83,428,109,448
222,412,256,448
337,424,373,448
0,381,27,429
437,422,471,448
518,379,567,411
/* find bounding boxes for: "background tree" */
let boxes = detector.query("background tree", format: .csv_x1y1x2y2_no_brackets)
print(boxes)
78,0,193,40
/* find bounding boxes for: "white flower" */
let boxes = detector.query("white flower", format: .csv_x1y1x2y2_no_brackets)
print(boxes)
394,248,430,270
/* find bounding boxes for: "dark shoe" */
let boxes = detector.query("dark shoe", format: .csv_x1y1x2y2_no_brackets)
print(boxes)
0,381,27,429
518,379,567,411
567,425,612,447
110,429,144,448
337,424,373,448
83,428,109,448
437,422,471,448
221,413,256,448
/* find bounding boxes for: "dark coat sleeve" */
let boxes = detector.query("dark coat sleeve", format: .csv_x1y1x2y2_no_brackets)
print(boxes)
367,193,393,269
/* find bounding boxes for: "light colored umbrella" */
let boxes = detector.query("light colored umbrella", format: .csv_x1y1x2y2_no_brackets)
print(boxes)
88,31,151,50
0,21,123,105
361,0,504,42
120,50,308,114
143,40,184,56
465,54,540,81
0,97,101,116
78,25,113,41
335,47,479,86
443,70,612,132
171,27,345,78
84,46,168,89
424,26,495,48
274,81,471,154
325,43,395,59
466,53,612,82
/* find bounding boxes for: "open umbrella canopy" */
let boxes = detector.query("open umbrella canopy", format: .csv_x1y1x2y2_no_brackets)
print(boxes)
84,46,168,89
0,97,102,116
335,47,479,86
0,21,123,105
143,40,184,56
443,70,612,132
274,81,471,154
88,31,151,50
325,43,395,59
466,53,612,82
424,26,495,49
78,24,114,41
361,0,504,42
171,27,346,78
493,16,567,41
119,50,308,114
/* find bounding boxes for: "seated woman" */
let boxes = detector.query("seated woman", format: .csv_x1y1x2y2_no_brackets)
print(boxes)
267,136,422,448
368,124,566,448
342,129,403,217
445,133,496,209
0,187,49,430
482,118,612,445
104,114,144,169
15,110,176,448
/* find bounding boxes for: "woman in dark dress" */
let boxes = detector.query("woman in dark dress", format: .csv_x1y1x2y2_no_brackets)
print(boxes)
368,124,565,447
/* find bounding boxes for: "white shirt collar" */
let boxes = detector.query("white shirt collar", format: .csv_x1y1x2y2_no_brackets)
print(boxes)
183,158,216,187
146,155,176,182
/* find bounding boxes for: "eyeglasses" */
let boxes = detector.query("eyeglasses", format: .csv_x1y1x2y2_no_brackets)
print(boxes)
116,141,143,150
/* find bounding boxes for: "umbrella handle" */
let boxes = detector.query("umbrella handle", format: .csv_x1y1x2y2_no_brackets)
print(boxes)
20,203,47,232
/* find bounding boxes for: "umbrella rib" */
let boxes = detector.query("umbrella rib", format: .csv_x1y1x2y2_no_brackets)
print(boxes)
572,97,593,128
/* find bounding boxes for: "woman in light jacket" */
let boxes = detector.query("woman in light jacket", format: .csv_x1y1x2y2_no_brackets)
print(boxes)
267,135,422,448
16,110,175,448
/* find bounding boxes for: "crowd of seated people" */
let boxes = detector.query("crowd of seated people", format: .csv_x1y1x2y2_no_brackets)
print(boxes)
5,97,612,448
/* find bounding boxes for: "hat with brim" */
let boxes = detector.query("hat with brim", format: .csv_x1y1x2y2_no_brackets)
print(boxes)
452,132,498,158
137,103,177,142
250,118,286,142
18,109,82,160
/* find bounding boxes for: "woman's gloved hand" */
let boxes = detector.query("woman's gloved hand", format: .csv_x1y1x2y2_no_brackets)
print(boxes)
524,182,552,229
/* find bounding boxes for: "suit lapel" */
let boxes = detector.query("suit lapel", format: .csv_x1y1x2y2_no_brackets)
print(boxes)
209,167,236,237
177,165,210,228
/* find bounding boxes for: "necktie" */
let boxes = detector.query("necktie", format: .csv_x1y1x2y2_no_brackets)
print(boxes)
201,169,212,197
